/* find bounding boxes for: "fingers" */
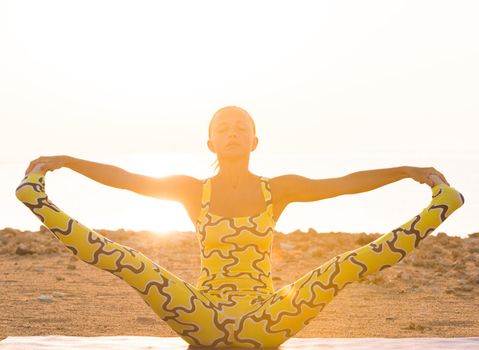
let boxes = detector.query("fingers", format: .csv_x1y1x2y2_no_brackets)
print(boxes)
25,156,46,175
25,159,37,175
25,162,37,175
25,163,34,175
431,167,450,186
429,174,445,187
25,159,46,176
26,163,38,175
437,172,450,186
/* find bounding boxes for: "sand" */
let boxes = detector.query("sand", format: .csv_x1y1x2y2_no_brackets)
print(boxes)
1,226,478,341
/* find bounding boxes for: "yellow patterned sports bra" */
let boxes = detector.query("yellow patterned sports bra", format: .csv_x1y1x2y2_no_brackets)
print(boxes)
195,176,276,298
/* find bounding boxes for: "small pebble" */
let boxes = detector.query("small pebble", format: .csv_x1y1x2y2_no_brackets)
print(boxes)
279,242,295,251
16,243,34,255
407,321,425,331
38,294,54,303
455,285,473,292
473,275,479,285
136,316,156,324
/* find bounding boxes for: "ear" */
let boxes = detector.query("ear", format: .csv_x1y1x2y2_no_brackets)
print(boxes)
207,139,215,153
251,136,259,152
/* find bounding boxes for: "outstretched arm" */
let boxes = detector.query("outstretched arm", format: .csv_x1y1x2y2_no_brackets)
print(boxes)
65,156,130,189
342,166,409,194
275,167,409,203
24,155,198,204
24,155,130,189
280,166,450,204
343,165,450,194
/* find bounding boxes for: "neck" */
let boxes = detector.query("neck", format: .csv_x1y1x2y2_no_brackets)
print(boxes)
215,156,255,188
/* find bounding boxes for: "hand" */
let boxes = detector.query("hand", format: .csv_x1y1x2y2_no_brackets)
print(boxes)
404,166,450,187
24,155,71,176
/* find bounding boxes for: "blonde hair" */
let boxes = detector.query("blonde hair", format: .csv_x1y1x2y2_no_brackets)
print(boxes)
208,106,256,174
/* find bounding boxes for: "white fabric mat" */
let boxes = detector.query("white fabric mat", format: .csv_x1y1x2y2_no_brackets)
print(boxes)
1,336,478,349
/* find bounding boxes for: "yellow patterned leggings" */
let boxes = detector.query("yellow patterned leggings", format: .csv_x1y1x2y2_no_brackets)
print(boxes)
15,172,465,349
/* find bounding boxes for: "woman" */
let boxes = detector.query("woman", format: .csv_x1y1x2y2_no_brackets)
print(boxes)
16,106,465,349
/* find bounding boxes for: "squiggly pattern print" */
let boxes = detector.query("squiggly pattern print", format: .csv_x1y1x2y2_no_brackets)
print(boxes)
15,173,465,348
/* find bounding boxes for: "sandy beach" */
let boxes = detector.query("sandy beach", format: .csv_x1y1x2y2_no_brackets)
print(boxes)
1,226,478,341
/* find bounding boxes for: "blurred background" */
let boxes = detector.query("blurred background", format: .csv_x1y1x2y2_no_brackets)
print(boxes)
1,0,477,237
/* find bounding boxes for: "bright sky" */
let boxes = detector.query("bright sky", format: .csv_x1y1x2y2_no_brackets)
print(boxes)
1,1,477,236
1,0,478,162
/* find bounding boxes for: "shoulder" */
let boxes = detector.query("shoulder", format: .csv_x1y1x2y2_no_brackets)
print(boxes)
268,174,296,186
265,175,295,204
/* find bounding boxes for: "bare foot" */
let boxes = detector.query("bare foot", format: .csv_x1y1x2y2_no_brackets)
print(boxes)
429,174,446,187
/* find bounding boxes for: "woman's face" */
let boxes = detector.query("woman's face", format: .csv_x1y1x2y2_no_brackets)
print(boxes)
209,110,257,158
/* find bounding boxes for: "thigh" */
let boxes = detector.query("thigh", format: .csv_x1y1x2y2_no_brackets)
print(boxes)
236,183,465,348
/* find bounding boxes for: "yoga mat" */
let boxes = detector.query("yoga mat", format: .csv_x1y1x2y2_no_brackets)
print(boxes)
1,336,478,349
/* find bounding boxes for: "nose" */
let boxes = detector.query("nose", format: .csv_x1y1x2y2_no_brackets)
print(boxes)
227,135,239,143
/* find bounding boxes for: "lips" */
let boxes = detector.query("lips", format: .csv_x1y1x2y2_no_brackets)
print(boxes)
227,143,239,146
